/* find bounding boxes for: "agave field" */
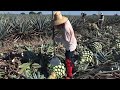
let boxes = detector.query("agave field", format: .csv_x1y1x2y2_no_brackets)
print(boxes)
1,14,120,79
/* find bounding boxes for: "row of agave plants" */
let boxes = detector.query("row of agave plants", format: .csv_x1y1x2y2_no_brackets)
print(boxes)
0,14,79,40
0,14,120,42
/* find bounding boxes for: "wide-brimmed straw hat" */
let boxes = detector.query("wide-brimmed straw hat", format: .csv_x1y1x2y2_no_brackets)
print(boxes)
54,11,68,25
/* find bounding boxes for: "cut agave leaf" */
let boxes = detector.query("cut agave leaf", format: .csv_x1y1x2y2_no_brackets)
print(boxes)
32,72,38,79
24,70,32,79
32,63,41,69
96,52,107,63
0,71,5,79
0,53,4,57
37,71,41,79
55,54,65,60
19,63,31,68
18,63,31,74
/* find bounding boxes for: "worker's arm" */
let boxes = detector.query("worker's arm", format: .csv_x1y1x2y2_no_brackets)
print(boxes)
64,20,73,43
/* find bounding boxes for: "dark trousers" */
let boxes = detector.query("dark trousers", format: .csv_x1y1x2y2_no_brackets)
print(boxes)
65,50,75,65
98,20,103,29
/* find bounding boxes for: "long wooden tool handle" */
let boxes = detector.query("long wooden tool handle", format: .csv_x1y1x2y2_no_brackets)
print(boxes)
52,11,56,56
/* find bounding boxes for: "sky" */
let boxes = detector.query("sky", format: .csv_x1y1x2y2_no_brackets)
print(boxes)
0,11,120,15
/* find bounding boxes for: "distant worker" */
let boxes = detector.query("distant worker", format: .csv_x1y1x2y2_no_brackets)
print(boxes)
81,13,87,23
98,13,104,29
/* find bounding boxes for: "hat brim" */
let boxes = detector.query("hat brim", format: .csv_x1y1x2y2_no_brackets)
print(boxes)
54,16,68,25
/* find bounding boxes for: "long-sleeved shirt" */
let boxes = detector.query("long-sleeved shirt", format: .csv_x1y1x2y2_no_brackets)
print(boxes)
55,20,77,52
99,15,104,21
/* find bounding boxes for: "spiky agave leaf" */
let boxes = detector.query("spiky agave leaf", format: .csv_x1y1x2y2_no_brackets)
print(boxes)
0,19,8,40
95,52,107,63
85,41,107,63
23,69,33,79
78,62,89,71
47,46,54,54
20,66,45,79
18,63,31,74
31,71,45,79
112,40,120,62
55,54,65,62
31,63,41,69
0,69,5,79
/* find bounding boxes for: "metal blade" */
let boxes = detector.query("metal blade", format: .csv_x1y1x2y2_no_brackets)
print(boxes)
50,56,61,66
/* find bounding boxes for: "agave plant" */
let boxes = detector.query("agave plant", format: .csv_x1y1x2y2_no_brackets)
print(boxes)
0,18,9,40
111,38,120,62
18,62,45,79
9,15,34,41
29,15,52,37
75,44,95,71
